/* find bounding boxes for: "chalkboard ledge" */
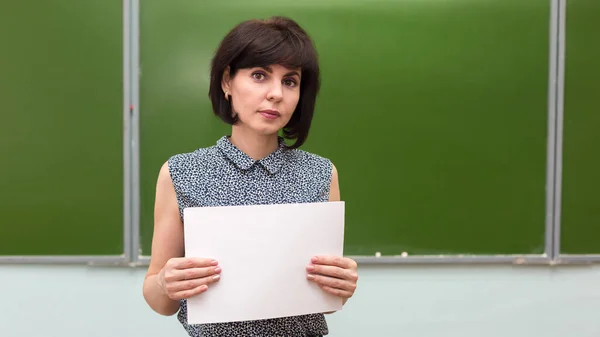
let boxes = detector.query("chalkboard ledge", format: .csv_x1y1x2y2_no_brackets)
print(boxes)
0,255,129,266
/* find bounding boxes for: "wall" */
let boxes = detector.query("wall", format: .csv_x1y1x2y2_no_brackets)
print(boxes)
1,264,599,337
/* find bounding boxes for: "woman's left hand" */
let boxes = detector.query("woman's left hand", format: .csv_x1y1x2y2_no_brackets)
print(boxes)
306,255,358,302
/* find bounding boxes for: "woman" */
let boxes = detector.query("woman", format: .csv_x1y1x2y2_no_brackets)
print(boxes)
142,16,359,336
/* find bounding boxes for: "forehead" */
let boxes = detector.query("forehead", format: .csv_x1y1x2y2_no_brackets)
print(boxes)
257,64,301,75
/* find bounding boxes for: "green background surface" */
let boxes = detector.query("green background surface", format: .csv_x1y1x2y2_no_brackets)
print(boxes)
2,0,596,258
0,1,124,255
139,0,550,256
560,0,600,254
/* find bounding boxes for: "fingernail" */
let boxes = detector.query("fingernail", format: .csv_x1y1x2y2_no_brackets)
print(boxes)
306,265,315,271
215,267,221,273
307,274,315,280
211,260,218,265
200,285,208,291
213,274,220,281
311,257,318,263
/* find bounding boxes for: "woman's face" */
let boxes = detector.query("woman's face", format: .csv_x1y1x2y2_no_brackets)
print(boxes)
223,64,301,136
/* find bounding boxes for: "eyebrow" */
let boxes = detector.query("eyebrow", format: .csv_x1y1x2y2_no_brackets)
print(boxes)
263,66,300,78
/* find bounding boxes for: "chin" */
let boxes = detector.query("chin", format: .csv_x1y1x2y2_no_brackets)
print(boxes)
253,126,282,136
237,116,288,136
250,120,286,136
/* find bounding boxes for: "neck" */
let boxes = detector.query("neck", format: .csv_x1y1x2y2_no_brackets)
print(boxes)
229,126,280,160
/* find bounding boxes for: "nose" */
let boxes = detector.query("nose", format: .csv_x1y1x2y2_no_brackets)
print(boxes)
267,82,283,102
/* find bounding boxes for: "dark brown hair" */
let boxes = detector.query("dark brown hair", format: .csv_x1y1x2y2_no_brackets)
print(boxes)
208,16,320,149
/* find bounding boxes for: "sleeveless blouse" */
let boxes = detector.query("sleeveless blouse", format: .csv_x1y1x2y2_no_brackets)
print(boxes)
167,135,334,337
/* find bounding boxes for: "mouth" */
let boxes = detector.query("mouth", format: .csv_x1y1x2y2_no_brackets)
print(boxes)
258,109,280,120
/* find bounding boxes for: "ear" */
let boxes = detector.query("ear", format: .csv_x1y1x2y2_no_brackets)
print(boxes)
221,66,231,97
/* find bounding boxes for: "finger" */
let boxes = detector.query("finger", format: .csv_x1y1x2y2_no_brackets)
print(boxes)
176,266,221,280
307,273,356,293
167,272,221,293
318,284,354,299
165,266,221,282
171,284,209,300
306,264,357,281
174,257,218,269
311,256,356,269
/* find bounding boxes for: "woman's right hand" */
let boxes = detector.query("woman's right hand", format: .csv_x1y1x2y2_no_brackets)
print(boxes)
157,257,222,300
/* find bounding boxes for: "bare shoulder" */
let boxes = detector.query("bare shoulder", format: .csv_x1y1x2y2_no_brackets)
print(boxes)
329,162,340,202
156,160,173,187
158,160,171,184
330,162,339,185
331,161,338,176
154,159,180,227
154,160,178,204
146,159,184,277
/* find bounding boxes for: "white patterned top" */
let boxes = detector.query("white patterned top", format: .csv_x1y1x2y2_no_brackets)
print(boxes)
167,135,334,337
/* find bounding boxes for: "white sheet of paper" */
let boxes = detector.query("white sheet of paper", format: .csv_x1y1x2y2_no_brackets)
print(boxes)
183,201,345,325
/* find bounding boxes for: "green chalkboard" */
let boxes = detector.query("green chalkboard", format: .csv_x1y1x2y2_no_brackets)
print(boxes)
560,0,600,254
139,0,549,256
0,2,124,255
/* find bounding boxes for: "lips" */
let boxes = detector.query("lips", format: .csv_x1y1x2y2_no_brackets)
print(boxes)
259,109,280,120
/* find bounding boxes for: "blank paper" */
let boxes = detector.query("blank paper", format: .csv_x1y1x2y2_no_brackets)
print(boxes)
183,201,345,325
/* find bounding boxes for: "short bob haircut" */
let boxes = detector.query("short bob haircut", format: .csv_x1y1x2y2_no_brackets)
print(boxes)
208,16,320,149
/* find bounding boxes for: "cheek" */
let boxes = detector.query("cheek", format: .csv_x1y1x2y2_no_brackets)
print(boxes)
232,87,262,114
285,92,300,113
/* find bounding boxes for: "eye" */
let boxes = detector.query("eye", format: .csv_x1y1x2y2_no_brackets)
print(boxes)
283,78,298,87
252,72,266,81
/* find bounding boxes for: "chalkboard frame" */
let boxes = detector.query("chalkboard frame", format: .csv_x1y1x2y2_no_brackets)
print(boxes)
129,0,554,266
3,0,598,266
129,0,600,266
0,0,133,266
551,0,600,264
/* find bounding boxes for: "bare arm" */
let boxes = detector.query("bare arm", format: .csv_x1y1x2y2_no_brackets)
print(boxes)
328,163,341,203
317,163,358,313
330,164,351,303
142,161,221,316
142,161,185,315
